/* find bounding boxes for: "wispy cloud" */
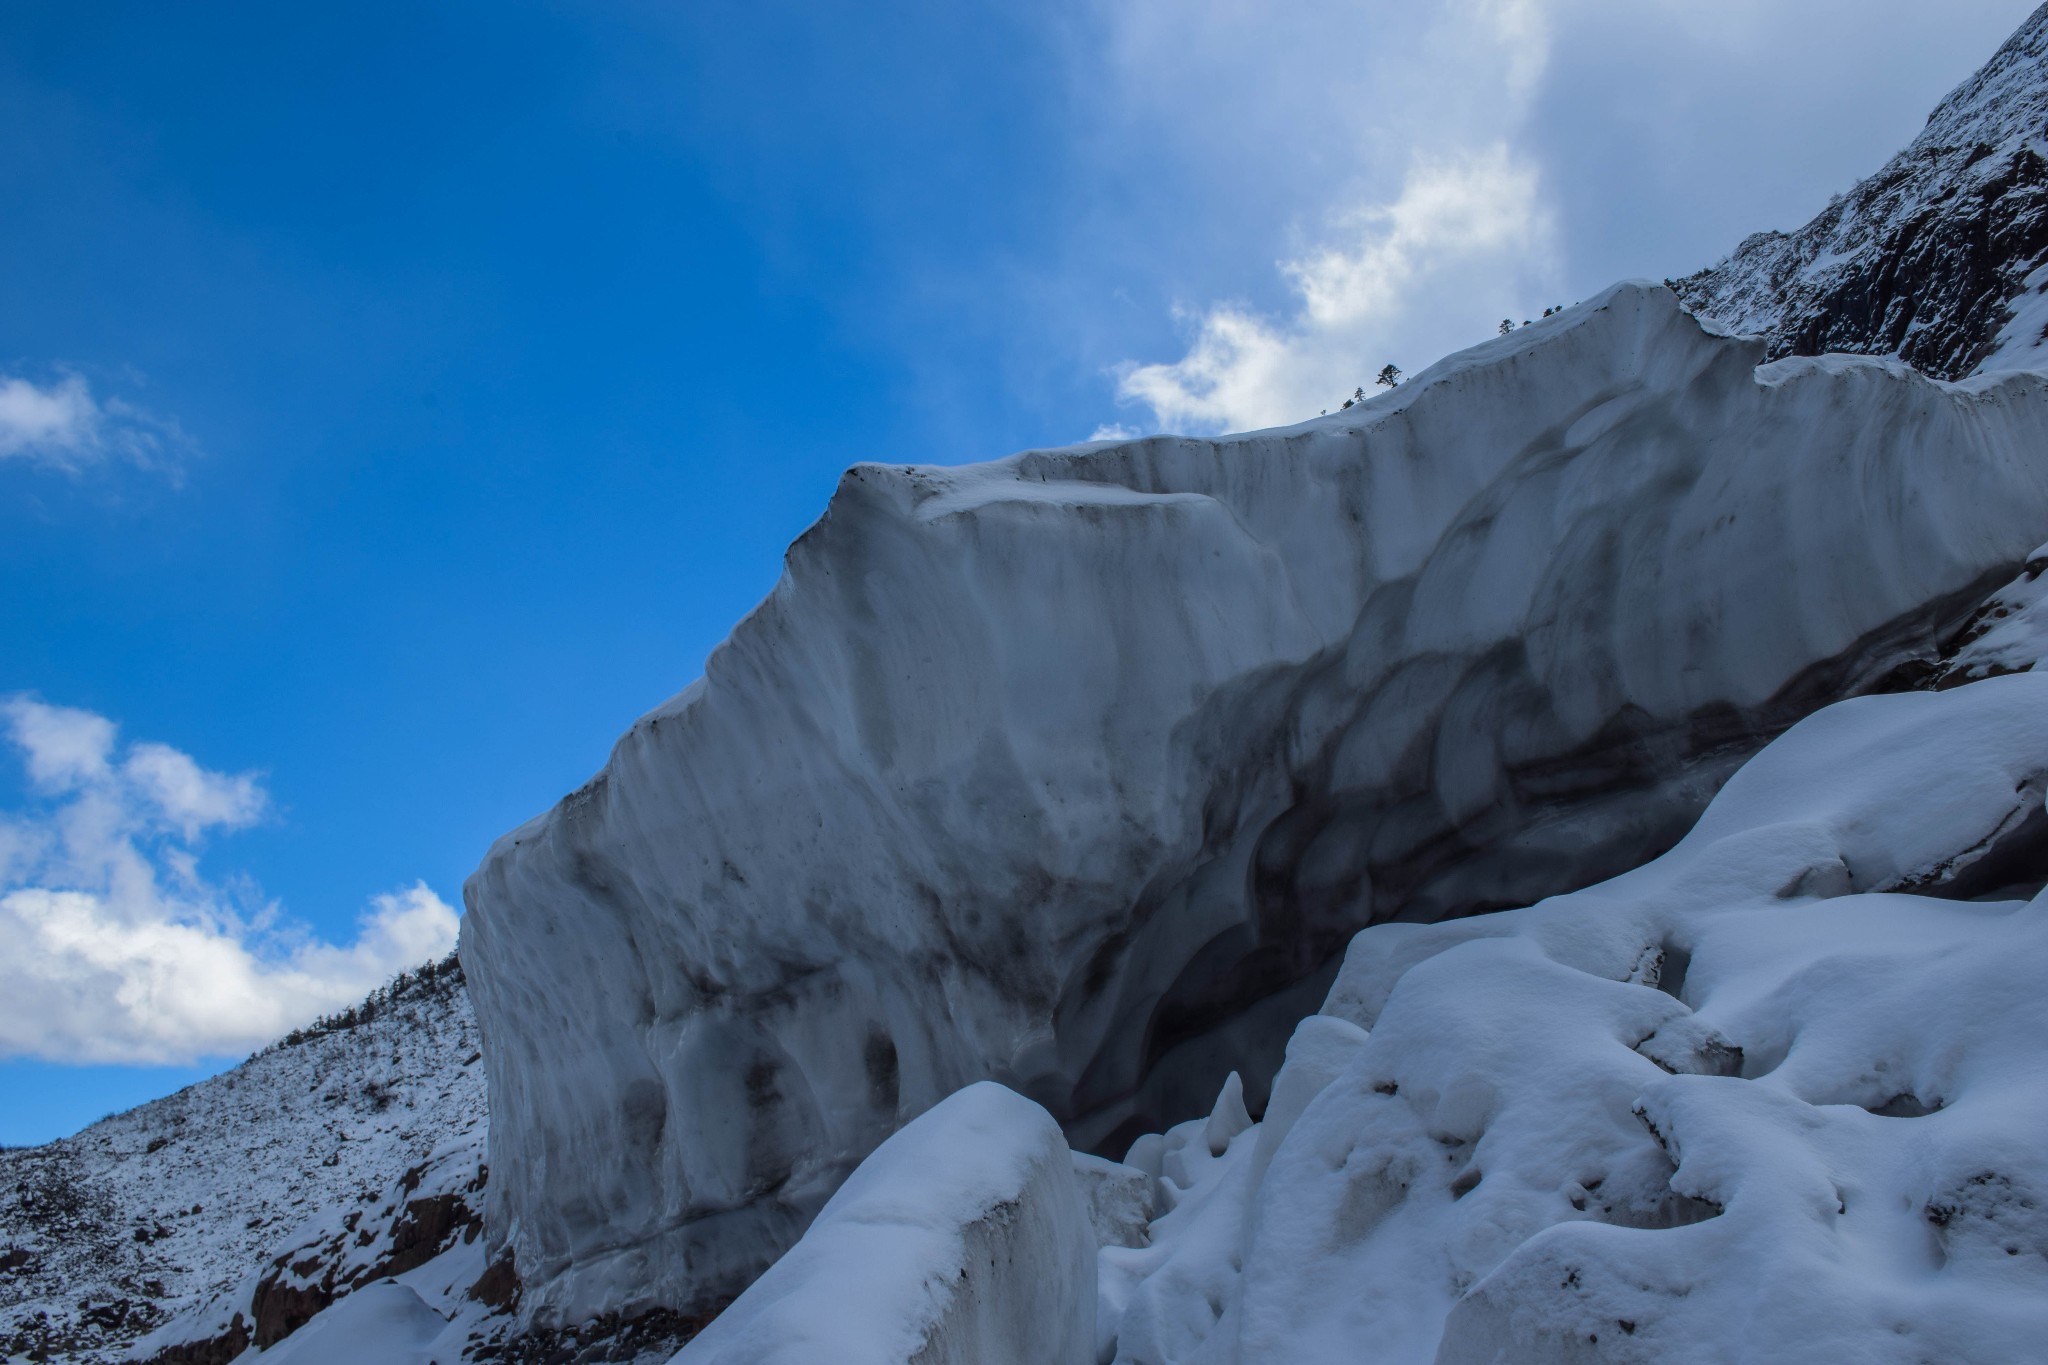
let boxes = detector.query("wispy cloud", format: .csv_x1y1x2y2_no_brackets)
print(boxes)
0,371,191,476
1094,0,1562,434
1117,146,1553,432
0,697,457,1065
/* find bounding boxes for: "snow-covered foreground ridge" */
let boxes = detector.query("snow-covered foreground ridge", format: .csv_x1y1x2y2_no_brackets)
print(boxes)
0,958,488,1364
760,669,2048,1365
463,280,2048,1322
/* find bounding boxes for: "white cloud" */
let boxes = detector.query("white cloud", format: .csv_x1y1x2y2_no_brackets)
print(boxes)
1089,422,1142,442
0,375,100,464
0,696,458,1065
122,742,268,841
0,371,189,475
6,697,118,788
1117,146,1555,432
1094,0,1564,434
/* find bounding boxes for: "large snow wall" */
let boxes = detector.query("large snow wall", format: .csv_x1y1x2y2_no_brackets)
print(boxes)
461,281,2048,1321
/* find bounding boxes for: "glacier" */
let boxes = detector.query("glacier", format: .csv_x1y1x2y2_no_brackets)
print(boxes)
462,279,2048,1322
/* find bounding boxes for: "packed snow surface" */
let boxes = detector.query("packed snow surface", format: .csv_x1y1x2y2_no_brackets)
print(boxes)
464,280,2048,1321
1098,670,2048,1363
252,1281,455,1365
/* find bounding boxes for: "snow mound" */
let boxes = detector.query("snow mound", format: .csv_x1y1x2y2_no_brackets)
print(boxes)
464,279,2048,1322
1679,2,2048,379
672,1082,1094,1365
253,1281,450,1365
1103,672,2048,1363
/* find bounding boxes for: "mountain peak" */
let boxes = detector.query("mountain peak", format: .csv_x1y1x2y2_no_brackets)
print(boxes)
1679,0,2048,380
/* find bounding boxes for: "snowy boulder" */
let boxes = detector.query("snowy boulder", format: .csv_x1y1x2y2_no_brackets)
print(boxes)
463,280,2048,1320
251,1282,449,1365
1100,673,2048,1364
1071,1151,1152,1251
672,1082,1095,1365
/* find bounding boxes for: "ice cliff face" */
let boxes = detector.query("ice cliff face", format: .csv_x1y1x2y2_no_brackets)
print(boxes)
1678,1,2048,379
463,280,2048,1322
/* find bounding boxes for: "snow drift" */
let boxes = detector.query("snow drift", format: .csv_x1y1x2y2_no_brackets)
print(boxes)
463,280,2048,1322
1099,670,2048,1363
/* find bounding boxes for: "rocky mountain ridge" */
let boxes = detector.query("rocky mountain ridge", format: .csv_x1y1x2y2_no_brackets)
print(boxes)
0,957,486,1364
1677,2,2048,378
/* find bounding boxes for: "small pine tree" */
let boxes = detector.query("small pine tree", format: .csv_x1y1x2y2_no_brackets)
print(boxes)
1499,319,1514,335
1376,364,1402,388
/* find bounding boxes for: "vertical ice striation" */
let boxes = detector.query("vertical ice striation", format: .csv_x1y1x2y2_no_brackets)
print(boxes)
462,282,2048,1321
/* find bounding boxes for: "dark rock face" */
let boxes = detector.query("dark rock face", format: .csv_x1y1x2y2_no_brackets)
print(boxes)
129,1315,248,1365
223,1172,488,1354
250,1273,331,1350
1679,2,2048,379
381,1192,481,1280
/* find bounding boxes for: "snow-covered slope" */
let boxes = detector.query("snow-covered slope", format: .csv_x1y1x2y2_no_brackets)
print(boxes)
463,280,2048,1325
1678,2,2048,378
1095,665,2048,1364
0,958,485,1364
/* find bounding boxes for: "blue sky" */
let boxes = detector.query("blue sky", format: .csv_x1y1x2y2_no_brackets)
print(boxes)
2,0,2039,1145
